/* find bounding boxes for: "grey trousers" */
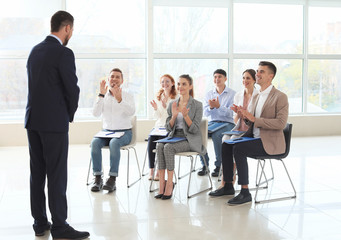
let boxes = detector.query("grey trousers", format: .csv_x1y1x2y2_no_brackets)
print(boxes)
156,130,191,171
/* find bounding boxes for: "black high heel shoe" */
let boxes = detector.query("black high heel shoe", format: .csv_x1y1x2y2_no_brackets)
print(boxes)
161,182,175,200
155,180,167,199
154,193,163,199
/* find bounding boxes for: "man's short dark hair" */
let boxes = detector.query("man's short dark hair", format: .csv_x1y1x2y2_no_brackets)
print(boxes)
110,68,123,79
51,11,74,32
213,69,227,77
259,61,277,77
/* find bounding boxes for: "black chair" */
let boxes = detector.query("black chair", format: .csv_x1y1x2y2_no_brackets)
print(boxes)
250,123,296,204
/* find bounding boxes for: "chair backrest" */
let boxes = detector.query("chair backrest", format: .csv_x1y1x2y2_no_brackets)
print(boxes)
200,118,208,148
281,123,293,158
129,116,137,146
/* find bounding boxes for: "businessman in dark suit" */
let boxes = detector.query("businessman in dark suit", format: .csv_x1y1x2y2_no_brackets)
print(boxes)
25,11,89,239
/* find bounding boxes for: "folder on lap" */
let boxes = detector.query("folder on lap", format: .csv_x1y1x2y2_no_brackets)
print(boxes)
94,131,125,138
222,130,246,135
224,137,260,144
149,127,168,136
154,137,186,143
208,122,229,133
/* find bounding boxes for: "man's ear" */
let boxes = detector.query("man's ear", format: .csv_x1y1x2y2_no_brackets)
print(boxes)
65,24,72,33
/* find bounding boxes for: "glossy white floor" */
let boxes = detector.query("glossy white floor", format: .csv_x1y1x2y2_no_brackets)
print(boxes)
1,136,341,240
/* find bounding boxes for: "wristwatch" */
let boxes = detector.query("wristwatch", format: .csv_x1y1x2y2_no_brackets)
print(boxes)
98,93,105,98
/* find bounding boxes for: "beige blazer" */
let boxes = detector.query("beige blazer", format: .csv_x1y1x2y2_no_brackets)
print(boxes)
245,86,289,155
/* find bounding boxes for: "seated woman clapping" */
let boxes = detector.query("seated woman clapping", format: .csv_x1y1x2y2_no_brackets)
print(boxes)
148,74,177,180
155,74,206,200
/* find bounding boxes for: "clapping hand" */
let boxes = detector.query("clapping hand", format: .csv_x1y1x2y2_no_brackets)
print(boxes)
239,108,255,122
181,106,190,117
150,100,157,110
231,104,244,119
171,101,179,117
100,79,108,95
111,85,122,103
231,104,239,113
208,97,220,109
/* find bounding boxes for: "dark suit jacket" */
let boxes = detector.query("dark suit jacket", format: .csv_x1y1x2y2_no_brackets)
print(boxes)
166,96,206,155
245,86,288,155
25,36,80,132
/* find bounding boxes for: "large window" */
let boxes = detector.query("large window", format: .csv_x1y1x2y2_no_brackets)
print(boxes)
154,59,229,102
308,60,341,113
0,1,61,121
1,0,341,122
233,59,303,113
154,6,228,53
234,3,303,54
67,0,145,53
309,7,341,54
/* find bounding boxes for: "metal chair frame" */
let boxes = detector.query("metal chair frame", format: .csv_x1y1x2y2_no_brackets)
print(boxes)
251,123,296,204
86,116,141,188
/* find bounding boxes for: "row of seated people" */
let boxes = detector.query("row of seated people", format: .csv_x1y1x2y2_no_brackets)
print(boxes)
89,61,289,206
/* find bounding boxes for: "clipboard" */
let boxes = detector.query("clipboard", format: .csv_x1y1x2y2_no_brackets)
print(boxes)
222,130,246,136
224,137,260,144
154,137,186,143
94,131,125,138
208,122,229,133
149,127,168,136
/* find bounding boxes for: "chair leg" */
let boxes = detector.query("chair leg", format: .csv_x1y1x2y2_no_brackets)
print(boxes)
126,147,142,188
192,155,200,172
187,155,213,198
178,155,194,179
217,162,223,182
149,159,159,192
142,147,149,176
255,159,296,204
269,159,275,181
254,158,276,189
255,160,269,187
86,158,93,185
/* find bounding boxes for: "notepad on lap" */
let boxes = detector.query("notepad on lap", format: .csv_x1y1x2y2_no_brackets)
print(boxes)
224,137,260,144
208,122,229,133
154,137,186,143
149,127,168,136
94,131,125,138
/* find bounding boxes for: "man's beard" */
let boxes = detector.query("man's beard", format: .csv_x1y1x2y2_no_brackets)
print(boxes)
63,34,70,46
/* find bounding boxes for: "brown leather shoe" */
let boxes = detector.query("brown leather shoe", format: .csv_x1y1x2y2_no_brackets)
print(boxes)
103,176,116,192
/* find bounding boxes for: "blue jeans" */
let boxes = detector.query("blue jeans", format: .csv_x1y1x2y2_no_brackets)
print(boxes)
200,122,235,168
91,129,132,177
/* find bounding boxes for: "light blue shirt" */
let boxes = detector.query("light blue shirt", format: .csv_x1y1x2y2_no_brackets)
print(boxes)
203,85,236,123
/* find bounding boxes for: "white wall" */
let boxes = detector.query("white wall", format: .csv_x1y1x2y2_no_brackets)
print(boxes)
1,115,340,146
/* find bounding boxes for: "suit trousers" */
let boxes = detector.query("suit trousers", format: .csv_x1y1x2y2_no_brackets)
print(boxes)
27,129,69,230
221,139,267,185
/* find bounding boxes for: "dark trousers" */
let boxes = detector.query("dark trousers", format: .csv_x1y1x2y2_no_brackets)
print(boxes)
27,129,69,231
221,139,268,185
147,135,164,168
